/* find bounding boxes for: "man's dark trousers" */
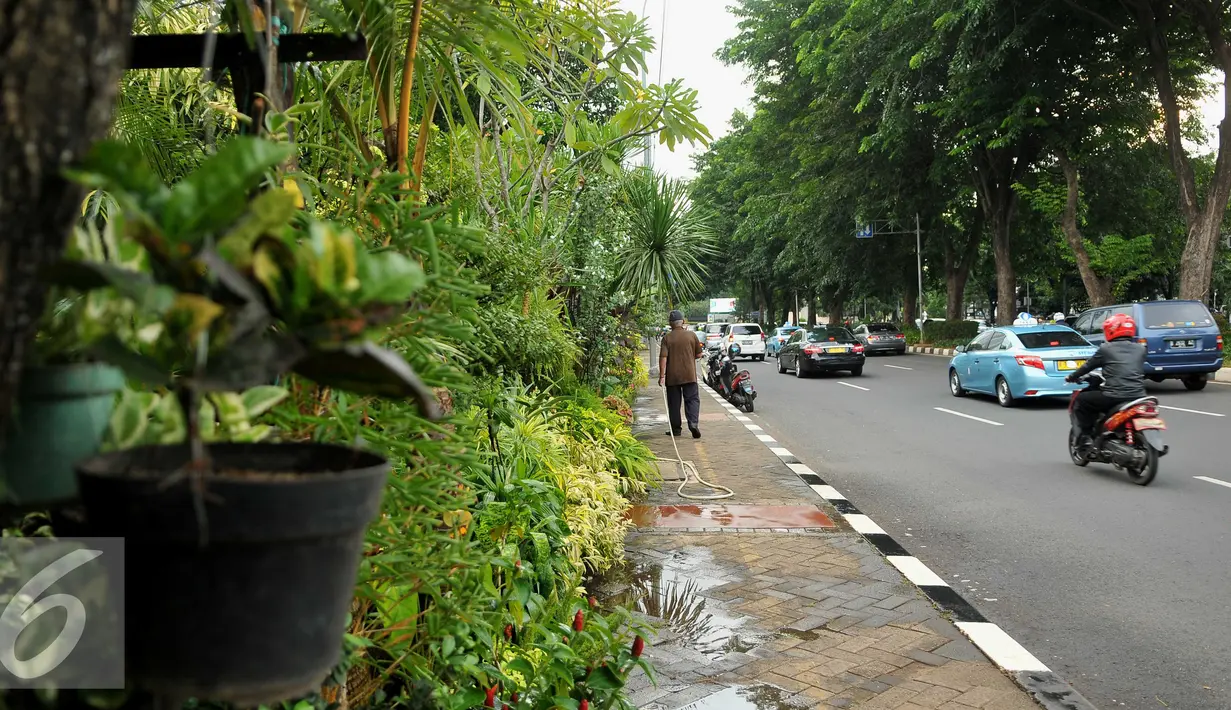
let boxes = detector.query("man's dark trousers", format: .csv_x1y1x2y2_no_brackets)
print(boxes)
1073,389,1132,436
666,382,700,434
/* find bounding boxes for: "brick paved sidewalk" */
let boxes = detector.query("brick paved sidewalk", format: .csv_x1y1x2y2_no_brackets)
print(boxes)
601,382,1040,710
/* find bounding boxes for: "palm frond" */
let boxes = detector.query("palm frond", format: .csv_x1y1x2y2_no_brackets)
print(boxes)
613,170,717,306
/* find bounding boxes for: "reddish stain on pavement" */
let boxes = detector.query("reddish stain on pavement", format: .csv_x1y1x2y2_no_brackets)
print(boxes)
628,505,835,529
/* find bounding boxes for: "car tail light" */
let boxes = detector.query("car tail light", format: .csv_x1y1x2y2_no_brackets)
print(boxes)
761,333,766,341
895,334,904,339
803,344,825,354
853,344,865,353
1024,390,1038,396
1219,335,1224,351
868,335,879,342
1015,355,1045,370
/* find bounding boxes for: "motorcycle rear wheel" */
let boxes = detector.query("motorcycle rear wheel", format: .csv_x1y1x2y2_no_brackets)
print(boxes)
1126,444,1158,486
743,399,754,413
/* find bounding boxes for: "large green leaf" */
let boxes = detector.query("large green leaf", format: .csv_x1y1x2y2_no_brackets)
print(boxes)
43,260,175,316
585,664,624,690
240,385,289,418
89,336,170,387
69,140,169,215
216,189,299,268
195,333,305,392
108,390,158,450
161,137,294,242
292,342,439,418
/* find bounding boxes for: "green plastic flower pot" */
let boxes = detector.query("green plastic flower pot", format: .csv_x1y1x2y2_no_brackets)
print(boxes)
1,363,125,505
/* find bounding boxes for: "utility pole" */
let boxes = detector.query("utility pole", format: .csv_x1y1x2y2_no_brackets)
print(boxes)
641,6,657,376
916,213,924,343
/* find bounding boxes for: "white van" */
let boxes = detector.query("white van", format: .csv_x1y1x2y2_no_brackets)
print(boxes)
724,323,766,360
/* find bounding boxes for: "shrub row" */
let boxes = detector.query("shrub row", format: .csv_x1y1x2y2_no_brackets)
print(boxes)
918,319,979,343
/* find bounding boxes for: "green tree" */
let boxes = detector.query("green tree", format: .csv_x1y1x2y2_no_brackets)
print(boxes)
612,171,717,308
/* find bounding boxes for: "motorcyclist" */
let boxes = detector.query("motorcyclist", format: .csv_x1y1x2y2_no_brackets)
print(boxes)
1065,312,1147,448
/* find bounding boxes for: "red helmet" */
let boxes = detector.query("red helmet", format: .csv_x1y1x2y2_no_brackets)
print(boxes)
1103,312,1136,341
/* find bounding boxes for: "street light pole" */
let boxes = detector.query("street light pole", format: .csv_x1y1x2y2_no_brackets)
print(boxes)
916,213,925,343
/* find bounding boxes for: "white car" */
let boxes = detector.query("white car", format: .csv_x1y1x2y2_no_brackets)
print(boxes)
723,323,766,360
704,323,728,351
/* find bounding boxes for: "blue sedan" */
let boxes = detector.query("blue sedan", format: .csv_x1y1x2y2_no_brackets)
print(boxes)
766,326,802,357
948,326,1097,407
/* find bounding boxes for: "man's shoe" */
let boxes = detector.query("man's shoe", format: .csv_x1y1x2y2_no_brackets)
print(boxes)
666,430,682,437
690,428,701,439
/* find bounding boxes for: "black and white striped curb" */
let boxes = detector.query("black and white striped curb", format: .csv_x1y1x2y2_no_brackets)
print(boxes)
698,381,1098,710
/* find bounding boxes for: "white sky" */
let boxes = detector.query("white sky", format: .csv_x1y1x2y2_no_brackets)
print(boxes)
1194,75,1225,152
618,0,754,178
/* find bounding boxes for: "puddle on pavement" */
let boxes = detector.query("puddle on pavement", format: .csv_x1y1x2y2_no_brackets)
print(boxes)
677,684,812,710
628,504,835,529
589,546,774,659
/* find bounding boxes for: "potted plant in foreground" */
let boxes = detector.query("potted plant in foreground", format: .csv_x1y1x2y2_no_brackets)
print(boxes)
0,221,137,506
55,137,439,705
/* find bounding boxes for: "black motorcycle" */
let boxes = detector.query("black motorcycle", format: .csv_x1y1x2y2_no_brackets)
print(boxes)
707,344,757,413
1068,373,1167,486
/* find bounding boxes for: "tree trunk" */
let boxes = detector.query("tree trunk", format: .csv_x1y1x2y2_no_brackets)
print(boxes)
806,292,818,327
0,0,137,434
1134,1,1231,302
990,212,1016,326
827,289,846,327
1056,151,1114,306
903,278,918,329
943,210,982,320
974,143,1038,325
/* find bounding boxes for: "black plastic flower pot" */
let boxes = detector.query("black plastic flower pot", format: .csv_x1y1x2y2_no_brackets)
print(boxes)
74,442,389,706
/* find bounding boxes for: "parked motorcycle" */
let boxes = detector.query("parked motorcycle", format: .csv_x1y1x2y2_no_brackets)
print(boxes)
709,344,757,413
704,347,723,390
1068,373,1167,485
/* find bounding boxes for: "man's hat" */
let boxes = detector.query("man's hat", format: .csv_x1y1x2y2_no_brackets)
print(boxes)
668,309,684,322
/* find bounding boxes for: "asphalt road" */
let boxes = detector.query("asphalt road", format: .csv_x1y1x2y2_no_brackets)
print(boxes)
734,351,1231,710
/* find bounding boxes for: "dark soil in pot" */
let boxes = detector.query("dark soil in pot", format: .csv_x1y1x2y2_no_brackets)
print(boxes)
75,442,388,706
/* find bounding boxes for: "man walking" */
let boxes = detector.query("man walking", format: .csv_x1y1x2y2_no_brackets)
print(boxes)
658,309,705,438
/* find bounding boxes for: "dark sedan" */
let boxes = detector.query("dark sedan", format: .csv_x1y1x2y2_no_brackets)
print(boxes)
852,322,907,355
776,325,866,377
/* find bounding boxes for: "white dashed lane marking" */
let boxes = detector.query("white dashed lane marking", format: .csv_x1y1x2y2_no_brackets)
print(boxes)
883,364,913,371
1160,404,1225,417
1195,475,1231,490
933,407,1004,427
838,381,869,391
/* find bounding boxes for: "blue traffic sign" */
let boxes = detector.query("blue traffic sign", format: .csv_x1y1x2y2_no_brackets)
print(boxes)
855,224,874,239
